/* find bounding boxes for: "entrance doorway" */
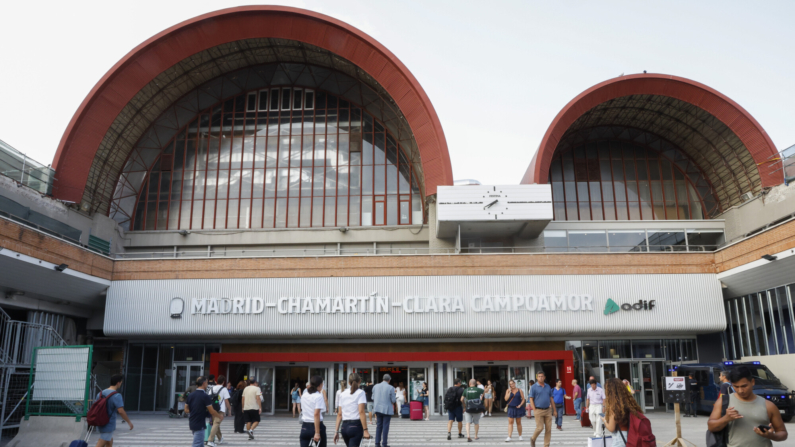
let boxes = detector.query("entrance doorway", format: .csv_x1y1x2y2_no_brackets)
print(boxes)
473,365,508,413
171,362,203,410
275,366,308,411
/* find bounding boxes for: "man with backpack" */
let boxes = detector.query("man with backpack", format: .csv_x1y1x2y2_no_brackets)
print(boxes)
206,375,231,447
461,379,484,442
185,376,224,447
91,374,133,447
444,379,465,441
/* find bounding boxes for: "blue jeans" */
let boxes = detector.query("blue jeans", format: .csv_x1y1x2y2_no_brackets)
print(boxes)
573,398,582,419
555,404,564,427
375,413,391,446
192,430,204,447
341,420,364,446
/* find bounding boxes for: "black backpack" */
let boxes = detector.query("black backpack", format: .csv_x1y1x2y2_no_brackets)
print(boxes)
705,394,730,447
444,387,458,411
207,385,222,411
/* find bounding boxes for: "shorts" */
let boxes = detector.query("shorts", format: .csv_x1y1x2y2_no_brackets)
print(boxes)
292,396,301,404
99,431,114,441
447,406,463,422
366,402,374,413
243,409,261,423
484,393,492,399
464,412,481,425
422,397,429,406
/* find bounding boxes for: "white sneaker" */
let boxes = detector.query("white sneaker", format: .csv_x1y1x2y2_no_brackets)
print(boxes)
505,437,511,442
207,443,216,447
217,438,224,445
519,436,523,441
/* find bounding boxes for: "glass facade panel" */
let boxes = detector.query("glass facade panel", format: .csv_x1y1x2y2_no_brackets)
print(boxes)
647,230,687,251
567,230,607,252
599,340,631,359
124,87,422,230
608,230,647,252
549,132,715,221
632,340,663,359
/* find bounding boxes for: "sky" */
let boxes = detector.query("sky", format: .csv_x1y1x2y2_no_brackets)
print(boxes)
1,0,794,185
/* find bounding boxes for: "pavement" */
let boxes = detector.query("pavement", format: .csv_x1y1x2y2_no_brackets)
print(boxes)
90,411,792,447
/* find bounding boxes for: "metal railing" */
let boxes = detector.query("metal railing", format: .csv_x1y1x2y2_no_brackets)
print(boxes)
115,244,720,260
0,139,55,195
0,307,66,366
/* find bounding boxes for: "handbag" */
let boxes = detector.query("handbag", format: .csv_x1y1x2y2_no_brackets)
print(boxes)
706,394,730,447
466,397,485,413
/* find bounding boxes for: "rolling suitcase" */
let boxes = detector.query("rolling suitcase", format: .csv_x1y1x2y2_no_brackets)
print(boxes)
410,401,423,420
400,403,410,418
69,426,93,447
580,408,591,427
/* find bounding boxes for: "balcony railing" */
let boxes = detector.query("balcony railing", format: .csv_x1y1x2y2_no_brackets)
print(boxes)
0,139,55,195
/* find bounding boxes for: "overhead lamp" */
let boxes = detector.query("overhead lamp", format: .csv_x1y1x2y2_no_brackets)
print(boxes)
54,264,68,272
339,227,348,233
178,230,190,236
761,254,777,261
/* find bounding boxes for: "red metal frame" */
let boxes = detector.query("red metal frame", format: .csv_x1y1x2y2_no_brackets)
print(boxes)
523,73,782,191
210,350,576,415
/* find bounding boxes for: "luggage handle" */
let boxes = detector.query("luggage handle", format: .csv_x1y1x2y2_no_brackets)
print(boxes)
84,425,95,442
359,437,373,447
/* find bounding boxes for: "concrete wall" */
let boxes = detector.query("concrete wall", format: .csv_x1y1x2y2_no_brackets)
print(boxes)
740,354,795,391
720,183,795,243
427,199,456,252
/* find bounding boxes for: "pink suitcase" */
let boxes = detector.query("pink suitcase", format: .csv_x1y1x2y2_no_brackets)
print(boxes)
410,401,423,420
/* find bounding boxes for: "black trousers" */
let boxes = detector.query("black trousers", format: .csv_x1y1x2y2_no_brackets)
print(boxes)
299,421,327,447
341,420,364,446
232,405,245,432
688,395,700,416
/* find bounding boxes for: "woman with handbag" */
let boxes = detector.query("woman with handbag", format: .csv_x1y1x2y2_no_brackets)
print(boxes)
504,380,526,442
299,375,327,447
333,373,371,446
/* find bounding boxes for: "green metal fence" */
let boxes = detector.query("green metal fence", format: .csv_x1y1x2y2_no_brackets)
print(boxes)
24,345,93,421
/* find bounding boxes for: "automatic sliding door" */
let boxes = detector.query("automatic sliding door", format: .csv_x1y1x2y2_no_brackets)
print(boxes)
258,367,275,414
408,367,427,402
641,362,656,410
508,366,528,402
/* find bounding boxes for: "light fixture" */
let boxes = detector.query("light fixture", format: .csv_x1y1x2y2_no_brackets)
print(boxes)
5,291,24,300
761,254,777,261
178,230,190,236
54,264,68,272
339,227,348,233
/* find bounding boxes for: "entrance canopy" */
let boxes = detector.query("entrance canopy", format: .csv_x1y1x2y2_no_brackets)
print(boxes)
523,74,782,212
52,6,452,215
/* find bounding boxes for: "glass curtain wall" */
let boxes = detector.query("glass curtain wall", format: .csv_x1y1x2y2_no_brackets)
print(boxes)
724,285,795,359
550,139,711,221
130,87,423,231
542,228,723,253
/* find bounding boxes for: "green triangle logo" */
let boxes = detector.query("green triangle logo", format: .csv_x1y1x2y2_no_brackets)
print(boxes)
604,298,620,315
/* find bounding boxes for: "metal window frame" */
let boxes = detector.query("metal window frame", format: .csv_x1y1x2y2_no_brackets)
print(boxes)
726,300,736,359
765,290,779,355
757,293,770,355
774,288,790,354
741,296,753,356
733,299,744,357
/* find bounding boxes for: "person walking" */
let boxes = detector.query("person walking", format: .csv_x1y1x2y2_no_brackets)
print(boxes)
185,377,223,447
333,373,370,446
504,379,525,442
395,382,407,415
372,373,397,447
206,375,230,447
445,378,466,440
572,379,583,421
292,382,303,417
708,366,788,446
363,381,375,425
588,376,602,388
462,379,484,442
231,381,246,433
685,373,700,417
93,374,133,447
419,382,430,420
586,379,606,437
241,378,262,440
552,379,570,430
299,375,328,447
529,372,556,447
483,380,494,416
601,378,643,447
719,371,732,397
335,380,346,414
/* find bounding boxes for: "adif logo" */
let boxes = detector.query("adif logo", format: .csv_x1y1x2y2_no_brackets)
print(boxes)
604,298,655,315
170,297,185,318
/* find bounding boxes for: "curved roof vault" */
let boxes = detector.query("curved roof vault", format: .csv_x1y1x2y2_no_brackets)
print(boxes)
52,6,453,215
523,74,782,211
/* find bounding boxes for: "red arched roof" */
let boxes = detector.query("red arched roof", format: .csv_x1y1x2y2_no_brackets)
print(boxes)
522,73,781,188
52,5,452,203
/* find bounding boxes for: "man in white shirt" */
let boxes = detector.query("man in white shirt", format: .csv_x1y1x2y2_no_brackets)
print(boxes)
206,375,231,447
585,379,606,437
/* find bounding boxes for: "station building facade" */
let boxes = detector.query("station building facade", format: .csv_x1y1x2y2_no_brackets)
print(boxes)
1,5,794,418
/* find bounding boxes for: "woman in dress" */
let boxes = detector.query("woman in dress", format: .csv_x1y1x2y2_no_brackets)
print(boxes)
291,382,302,417
483,380,494,416
504,379,526,442
419,382,430,420
601,378,644,447
394,382,407,414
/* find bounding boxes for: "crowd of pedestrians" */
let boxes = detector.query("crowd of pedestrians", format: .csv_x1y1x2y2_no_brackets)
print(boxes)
85,364,789,447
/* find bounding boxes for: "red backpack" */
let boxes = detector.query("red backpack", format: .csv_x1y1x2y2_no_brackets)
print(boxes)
626,412,657,447
87,391,117,427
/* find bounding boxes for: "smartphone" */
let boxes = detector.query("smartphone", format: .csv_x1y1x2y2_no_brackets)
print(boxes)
757,425,770,432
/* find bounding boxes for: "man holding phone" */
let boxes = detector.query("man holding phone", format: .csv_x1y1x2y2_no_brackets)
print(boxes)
708,366,787,446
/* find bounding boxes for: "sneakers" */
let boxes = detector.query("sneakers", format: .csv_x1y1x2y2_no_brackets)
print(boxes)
519,436,523,441
458,433,466,438
217,438,224,445
505,437,512,442
247,430,254,440
206,443,216,447
447,433,452,440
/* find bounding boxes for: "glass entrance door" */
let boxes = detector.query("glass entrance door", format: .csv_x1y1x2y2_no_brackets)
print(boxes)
257,367,275,414
454,367,471,386
640,362,656,410
508,366,528,402
408,367,427,402
602,362,618,382
171,362,203,410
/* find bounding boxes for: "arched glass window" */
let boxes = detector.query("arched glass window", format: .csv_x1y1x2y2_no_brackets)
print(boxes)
550,138,712,221
129,87,423,231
